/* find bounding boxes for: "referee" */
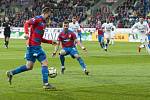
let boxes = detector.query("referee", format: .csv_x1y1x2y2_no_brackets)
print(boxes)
3,20,11,48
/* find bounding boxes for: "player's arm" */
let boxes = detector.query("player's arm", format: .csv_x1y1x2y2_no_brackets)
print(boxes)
52,34,62,56
131,23,137,34
24,18,38,39
41,38,57,45
112,25,116,32
52,41,61,57
101,24,105,32
146,23,150,34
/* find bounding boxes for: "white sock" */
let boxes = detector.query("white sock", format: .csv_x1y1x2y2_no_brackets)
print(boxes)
140,44,144,48
61,66,65,69
44,83,49,85
83,68,86,71
111,39,114,45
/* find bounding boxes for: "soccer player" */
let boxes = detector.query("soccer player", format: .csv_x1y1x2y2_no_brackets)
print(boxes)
69,16,82,43
96,21,105,49
6,7,56,89
52,21,89,75
131,17,149,52
2,19,11,48
147,19,150,52
110,26,116,45
102,19,115,51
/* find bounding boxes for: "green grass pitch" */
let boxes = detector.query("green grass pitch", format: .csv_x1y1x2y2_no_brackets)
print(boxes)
0,39,150,100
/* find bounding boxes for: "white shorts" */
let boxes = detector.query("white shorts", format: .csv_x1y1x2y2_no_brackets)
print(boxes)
111,31,115,38
104,31,111,39
140,34,148,43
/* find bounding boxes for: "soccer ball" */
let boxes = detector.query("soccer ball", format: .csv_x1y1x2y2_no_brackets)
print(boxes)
48,67,57,78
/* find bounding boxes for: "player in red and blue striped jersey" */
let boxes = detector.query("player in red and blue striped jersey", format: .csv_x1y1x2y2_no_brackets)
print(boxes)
96,21,105,50
6,7,56,90
52,21,89,75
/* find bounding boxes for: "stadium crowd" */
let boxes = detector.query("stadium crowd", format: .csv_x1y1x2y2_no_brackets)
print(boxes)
0,0,150,28
0,0,93,27
86,0,150,28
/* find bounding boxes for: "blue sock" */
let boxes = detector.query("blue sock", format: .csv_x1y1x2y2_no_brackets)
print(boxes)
78,32,82,43
42,66,49,84
11,65,28,75
77,57,86,70
148,44,150,48
60,55,65,66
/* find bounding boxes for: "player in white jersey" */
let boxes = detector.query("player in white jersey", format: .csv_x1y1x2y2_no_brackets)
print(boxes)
131,17,149,52
69,17,82,42
102,19,116,51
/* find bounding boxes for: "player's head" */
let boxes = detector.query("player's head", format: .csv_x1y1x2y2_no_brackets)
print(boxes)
139,16,144,24
63,20,69,31
72,16,76,23
41,7,51,19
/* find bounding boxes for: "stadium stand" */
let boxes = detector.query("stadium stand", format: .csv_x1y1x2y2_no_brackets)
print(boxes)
0,0,149,28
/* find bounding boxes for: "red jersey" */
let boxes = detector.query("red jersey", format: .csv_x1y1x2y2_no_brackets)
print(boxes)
96,26,104,36
58,30,76,48
24,15,52,46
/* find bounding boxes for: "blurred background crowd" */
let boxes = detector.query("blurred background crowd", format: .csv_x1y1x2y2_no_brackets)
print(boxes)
0,0,150,28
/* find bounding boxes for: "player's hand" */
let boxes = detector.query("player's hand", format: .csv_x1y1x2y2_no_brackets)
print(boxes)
52,52,56,57
24,34,29,40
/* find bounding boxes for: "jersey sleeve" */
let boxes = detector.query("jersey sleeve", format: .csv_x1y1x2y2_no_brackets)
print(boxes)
24,17,38,34
57,33,62,41
101,23,105,29
131,23,138,30
41,38,53,44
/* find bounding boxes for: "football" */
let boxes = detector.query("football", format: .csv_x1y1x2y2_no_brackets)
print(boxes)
48,67,57,78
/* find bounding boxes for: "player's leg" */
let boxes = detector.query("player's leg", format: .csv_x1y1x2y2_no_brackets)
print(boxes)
144,35,150,54
148,35,150,48
138,35,145,52
40,59,56,89
59,49,67,74
70,48,89,75
6,46,36,85
37,48,55,89
6,61,34,85
110,32,115,45
104,33,110,51
110,38,114,45
104,38,110,51
4,34,7,48
98,35,104,49
5,35,10,48
78,32,82,43
106,34,111,47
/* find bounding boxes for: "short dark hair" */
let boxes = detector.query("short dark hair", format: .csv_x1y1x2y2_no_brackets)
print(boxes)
63,20,69,24
42,7,50,14
72,16,76,19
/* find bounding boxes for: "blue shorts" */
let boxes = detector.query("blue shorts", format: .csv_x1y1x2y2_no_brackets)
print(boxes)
148,35,150,41
78,32,82,37
98,35,104,43
63,47,79,57
25,46,46,63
